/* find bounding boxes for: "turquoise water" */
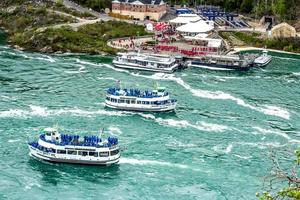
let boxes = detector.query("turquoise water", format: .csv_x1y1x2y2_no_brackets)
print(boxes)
0,41,299,200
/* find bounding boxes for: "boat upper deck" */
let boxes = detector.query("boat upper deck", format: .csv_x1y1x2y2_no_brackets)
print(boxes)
33,133,118,148
118,52,176,65
107,88,169,98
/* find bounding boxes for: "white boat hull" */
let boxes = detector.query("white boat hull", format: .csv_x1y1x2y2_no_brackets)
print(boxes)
113,60,178,73
105,100,176,112
254,56,272,67
188,63,235,71
29,146,120,166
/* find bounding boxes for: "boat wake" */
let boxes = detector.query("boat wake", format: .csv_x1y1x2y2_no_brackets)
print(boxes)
64,64,86,74
252,126,300,144
0,105,127,118
73,60,290,119
108,126,123,135
212,144,233,154
119,157,188,169
137,113,228,132
131,73,290,120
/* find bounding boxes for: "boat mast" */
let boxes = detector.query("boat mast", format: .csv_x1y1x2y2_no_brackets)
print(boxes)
99,128,104,139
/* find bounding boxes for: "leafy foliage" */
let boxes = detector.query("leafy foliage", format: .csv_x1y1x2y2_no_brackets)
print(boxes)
256,150,300,200
10,21,150,55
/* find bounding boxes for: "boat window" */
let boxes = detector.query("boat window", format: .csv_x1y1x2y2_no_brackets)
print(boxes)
137,101,141,104
78,151,88,156
126,100,130,104
67,150,77,155
110,149,119,156
89,152,98,157
120,100,125,103
57,150,66,154
131,100,135,104
99,152,109,157
106,97,110,100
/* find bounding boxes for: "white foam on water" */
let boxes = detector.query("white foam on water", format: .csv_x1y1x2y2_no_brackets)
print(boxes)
53,107,126,117
154,118,228,132
21,54,56,63
252,126,291,140
236,141,283,149
8,139,20,143
97,77,118,81
166,140,198,148
213,144,233,154
119,157,188,169
76,60,290,119
108,127,122,135
273,56,300,61
197,121,228,132
234,154,252,160
76,59,129,73
144,74,291,120
29,105,48,117
137,113,156,120
293,72,300,76
289,139,300,144
0,109,27,118
0,105,127,118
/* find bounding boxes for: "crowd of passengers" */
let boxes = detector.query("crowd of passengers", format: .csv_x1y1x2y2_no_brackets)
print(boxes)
39,134,118,147
107,88,168,98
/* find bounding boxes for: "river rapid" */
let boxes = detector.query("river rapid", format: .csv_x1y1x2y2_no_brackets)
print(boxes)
0,37,299,199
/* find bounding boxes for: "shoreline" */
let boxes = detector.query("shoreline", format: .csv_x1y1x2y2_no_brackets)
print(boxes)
231,46,300,56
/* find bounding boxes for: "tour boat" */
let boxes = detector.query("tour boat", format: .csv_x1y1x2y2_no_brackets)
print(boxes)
187,54,254,71
105,86,177,112
28,128,120,165
253,50,272,67
112,52,181,73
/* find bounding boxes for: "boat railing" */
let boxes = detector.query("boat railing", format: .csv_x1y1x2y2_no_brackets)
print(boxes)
107,88,169,98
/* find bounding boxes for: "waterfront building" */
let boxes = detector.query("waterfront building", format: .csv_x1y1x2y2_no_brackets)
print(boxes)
111,0,167,21
271,22,296,38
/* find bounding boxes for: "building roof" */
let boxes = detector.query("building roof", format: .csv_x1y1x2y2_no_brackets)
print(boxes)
271,22,296,32
176,20,214,33
169,14,201,24
113,0,165,5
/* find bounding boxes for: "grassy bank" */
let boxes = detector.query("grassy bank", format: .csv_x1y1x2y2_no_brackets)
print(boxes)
10,21,149,54
220,31,300,53
0,1,150,55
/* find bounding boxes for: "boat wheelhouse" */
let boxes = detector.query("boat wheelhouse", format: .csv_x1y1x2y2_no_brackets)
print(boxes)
188,54,255,71
253,50,272,67
112,52,180,73
105,87,177,112
28,128,120,165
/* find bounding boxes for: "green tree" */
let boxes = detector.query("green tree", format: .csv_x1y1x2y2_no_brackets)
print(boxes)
240,0,253,13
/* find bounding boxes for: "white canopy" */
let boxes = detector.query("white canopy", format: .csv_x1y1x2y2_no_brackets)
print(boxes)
183,33,208,40
208,39,222,48
169,14,201,25
176,20,214,33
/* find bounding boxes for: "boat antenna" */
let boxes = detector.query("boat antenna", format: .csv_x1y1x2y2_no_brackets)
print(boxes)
99,128,104,139
116,80,121,89
54,123,59,131
154,82,159,90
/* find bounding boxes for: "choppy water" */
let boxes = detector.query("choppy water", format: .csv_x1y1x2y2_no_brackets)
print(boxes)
0,37,299,199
